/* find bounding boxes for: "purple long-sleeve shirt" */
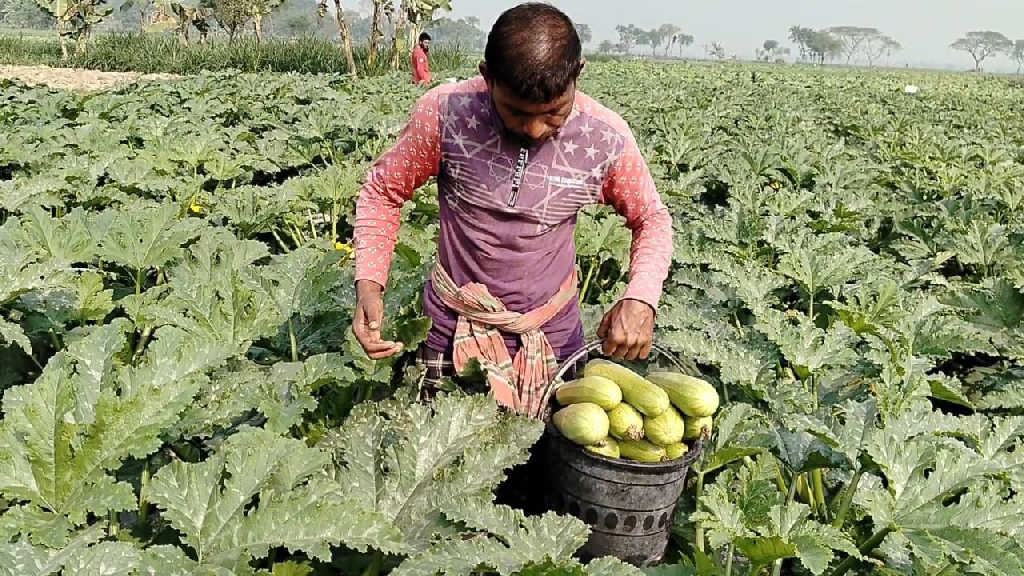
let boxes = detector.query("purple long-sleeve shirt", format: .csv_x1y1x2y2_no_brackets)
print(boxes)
354,76,673,359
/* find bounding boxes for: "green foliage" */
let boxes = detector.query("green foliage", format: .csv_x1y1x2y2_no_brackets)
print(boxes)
0,32,472,75
0,59,1023,576
0,0,53,28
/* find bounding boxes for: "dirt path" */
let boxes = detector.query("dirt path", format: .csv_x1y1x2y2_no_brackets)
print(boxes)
0,65,178,92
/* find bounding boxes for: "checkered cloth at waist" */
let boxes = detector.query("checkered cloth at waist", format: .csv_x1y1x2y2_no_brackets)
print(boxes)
416,345,589,403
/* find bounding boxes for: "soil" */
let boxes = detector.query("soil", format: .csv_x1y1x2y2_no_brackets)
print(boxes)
0,64,178,92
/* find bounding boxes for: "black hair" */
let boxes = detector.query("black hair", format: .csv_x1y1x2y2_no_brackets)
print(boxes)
419,32,431,42
484,2,583,103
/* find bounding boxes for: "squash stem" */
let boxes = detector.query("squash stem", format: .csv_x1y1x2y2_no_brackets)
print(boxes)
694,470,706,553
138,460,151,528
288,316,300,363
812,468,828,520
772,475,800,576
832,466,863,528
108,511,119,537
579,257,598,304
361,551,383,576
828,526,893,576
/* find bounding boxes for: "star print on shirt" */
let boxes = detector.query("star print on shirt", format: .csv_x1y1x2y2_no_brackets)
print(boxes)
354,76,674,325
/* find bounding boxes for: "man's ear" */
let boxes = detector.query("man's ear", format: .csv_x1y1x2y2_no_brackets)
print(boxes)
478,61,489,82
579,57,587,76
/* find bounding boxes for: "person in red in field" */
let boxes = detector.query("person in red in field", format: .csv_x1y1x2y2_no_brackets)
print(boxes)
411,32,431,84
354,3,673,417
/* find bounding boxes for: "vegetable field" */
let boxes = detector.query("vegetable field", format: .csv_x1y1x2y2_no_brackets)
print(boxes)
1,61,1023,575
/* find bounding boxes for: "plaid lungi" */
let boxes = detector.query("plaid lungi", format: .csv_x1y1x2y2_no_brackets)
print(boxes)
415,344,588,404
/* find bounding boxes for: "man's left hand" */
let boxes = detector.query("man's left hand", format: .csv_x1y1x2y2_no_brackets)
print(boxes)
598,299,655,361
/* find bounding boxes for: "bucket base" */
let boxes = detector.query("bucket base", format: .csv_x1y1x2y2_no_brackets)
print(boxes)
542,422,703,567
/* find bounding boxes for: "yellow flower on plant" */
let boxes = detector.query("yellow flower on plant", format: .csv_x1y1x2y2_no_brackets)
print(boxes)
335,242,353,253
189,203,203,214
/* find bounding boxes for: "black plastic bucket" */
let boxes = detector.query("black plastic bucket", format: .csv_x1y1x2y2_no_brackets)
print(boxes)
543,421,704,566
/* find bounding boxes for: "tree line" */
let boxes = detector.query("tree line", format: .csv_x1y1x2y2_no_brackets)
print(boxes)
2,0,1024,74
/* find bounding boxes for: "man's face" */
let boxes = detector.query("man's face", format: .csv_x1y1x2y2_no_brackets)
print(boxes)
420,39,430,52
486,79,576,147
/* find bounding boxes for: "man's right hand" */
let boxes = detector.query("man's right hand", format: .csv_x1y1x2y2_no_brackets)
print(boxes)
353,280,404,360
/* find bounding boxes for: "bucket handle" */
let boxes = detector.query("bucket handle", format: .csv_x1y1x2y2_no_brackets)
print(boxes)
540,339,702,412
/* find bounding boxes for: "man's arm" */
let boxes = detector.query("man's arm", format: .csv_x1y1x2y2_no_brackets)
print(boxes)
354,89,442,288
352,89,442,358
600,128,674,310
595,123,674,360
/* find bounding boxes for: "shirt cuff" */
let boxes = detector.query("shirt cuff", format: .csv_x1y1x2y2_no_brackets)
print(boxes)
620,279,663,314
354,261,390,291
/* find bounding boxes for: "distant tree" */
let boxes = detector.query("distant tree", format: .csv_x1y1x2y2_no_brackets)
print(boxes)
816,31,844,63
644,26,669,56
316,0,358,77
211,0,248,38
426,16,485,50
756,39,790,62
951,31,1013,71
635,28,652,54
672,32,693,57
828,26,880,64
246,0,286,41
793,28,842,64
0,0,52,28
366,0,390,67
863,34,901,67
788,25,813,60
658,23,680,56
574,22,592,45
277,10,314,35
597,39,615,54
704,42,725,60
615,24,640,53
1012,39,1024,74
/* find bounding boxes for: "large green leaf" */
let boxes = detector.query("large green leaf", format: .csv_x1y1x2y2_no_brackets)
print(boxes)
321,393,545,551
147,427,405,570
95,203,205,277
391,498,590,576
0,321,202,544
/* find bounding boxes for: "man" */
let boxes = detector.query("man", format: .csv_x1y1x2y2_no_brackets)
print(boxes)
412,32,431,84
354,2,673,417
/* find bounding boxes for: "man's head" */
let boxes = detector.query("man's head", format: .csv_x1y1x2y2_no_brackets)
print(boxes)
418,32,431,52
480,3,585,146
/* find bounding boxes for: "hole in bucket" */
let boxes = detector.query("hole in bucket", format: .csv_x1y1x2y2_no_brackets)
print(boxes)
568,501,581,517
604,513,619,530
643,515,654,531
658,512,668,528
584,507,599,525
623,515,637,532
550,492,565,512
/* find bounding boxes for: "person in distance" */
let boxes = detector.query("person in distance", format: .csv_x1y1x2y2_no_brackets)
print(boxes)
412,32,431,84
353,2,673,417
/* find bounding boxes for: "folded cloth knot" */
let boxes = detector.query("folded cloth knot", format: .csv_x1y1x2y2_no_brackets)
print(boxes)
429,264,578,418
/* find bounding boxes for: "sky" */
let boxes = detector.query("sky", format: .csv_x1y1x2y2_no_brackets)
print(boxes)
441,0,1024,72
